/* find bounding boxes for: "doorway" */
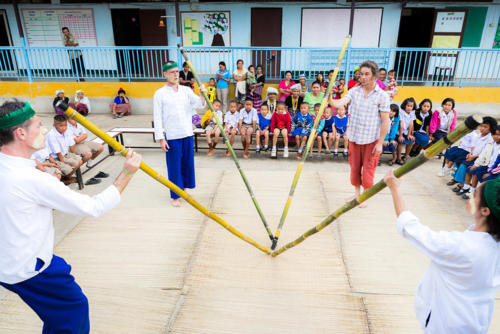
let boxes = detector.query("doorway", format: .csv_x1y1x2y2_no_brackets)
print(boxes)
111,9,143,76
139,9,168,77
251,8,282,80
0,10,15,73
395,8,435,81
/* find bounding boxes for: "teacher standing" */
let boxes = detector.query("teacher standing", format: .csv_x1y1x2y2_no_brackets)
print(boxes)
153,61,206,207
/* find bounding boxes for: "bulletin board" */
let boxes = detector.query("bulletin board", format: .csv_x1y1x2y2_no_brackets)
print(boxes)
300,8,382,47
21,8,97,47
181,11,231,47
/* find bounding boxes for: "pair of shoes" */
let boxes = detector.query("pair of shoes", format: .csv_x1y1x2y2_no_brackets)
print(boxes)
456,188,469,196
94,171,109,178
117,114,124,118
447,180,458,186
325,149,331,154
316,154,321,159
452,185,463,192
333,152,339,158
388,161,394,166
85,177,101,185
271,147,277,158
112,114,118,119
256,149,261,155
283,147,289,158
395,160,404,165
263,146,269,152
342,151,348,158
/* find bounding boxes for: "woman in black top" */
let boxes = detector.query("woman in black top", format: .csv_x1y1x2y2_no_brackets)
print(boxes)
179,62,194,89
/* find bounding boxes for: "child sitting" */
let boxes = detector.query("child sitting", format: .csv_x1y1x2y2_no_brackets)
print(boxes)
322,107,335,154
312,106,326,159
111,88,132,118
256,104,271,154
270,102,292,158
455,119,499,199
239,98,258,159
202,100,224,156
381,104,401,166
46,115,84,181
332,79,345,100
396,97,416,165
223,100,240,157
291,102,313,159
207,78,217,103
333,106,349,158
386,69,398,101
67,118,104,168
429,97,457,143
410,99,433,156
31,146,62,180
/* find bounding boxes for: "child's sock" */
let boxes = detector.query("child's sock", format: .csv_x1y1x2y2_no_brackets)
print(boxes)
463,184,470,190
343,149,348,153
334,149,338,153
264,145,268,149
256,145,260,150
273,145,276,149
470,187,476,193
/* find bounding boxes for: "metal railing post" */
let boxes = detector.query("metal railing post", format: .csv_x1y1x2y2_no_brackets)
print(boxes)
20,38,33,83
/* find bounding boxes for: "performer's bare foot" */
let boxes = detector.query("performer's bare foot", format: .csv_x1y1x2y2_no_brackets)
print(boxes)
208,147,216,156
225,149,230,157
243,151,249,159
345,194,358,202
171,198,181,207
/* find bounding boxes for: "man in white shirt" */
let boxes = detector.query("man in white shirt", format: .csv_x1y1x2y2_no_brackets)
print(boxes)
384,169,500,334
153,61,206,207
0,100,141,334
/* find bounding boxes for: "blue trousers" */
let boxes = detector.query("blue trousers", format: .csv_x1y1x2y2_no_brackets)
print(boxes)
166,136,196,199
0,255,90,334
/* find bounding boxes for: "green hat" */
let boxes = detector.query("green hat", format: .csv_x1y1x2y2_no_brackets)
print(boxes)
0,102,35,130
484,177,500,220
162,62,178,72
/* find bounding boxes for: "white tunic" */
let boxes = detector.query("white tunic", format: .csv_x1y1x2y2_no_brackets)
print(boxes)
153,84,203,141
397,211,500,334
0,152,120,284
68,122,86,137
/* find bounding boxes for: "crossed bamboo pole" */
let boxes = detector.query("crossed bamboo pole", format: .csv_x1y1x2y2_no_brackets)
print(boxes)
56,101,271,255
271,35,351,250
271,115,482,257
178,45,275,244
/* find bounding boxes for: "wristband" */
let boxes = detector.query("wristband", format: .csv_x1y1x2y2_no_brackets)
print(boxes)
122,169,136,176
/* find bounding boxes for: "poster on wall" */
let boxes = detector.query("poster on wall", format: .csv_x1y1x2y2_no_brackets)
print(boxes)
434,11,466,33
22,8,97,47
494,19,500,49
181,11,230,46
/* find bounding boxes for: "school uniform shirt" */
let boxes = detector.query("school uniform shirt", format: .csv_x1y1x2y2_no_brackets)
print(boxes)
31,147,51,163
201,109,224,128
258,113,272,130
414,110,432,133
0,152,120,284
400,110,416,135
488,142,500,168
67,122,86,137
471,133,493,156
153,84,203,141
239,108,258,125
224,111,240,128
46,127,75,159
458,132,478,153
397,211,500,334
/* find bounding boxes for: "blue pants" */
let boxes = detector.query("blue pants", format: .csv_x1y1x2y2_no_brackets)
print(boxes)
166,136,196,199
444,146,468,166
0,255,89,334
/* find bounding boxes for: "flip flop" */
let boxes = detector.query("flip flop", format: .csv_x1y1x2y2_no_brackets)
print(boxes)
85,178,101,185
94,171,109,178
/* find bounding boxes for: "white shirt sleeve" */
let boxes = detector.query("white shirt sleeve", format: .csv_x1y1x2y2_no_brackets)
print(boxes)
47,132,62,155
186,87,203,112
397,211,467,269
153,90,164,141
33,173,121,218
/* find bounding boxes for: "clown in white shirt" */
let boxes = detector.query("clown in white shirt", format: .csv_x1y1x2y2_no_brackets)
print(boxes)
0,100,142,334
153,61,206,207
385,169,500,334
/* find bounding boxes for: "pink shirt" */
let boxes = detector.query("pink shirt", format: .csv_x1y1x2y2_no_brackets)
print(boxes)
376,80,386,90
278,80,295,102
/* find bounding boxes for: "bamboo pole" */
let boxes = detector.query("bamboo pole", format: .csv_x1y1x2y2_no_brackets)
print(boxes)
271,35,351,250
271,115,482,257
177,45,275,244
56,101,271,255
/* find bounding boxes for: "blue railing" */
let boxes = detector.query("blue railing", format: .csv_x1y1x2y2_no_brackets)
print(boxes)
0,46,499,87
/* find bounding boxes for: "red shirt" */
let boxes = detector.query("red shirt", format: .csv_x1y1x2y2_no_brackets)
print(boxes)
270,112,291,132
347,80,359,90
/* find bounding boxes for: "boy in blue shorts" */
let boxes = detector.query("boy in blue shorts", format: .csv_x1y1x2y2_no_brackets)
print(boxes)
256,104,271,154
322,107,335,154
291,102,313,159
381,104,401,166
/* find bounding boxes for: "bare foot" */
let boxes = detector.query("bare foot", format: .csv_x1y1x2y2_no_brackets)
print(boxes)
225,149,230,157
358,202,368,208
243,152,250,159
171,199,181,207
207,148,215,156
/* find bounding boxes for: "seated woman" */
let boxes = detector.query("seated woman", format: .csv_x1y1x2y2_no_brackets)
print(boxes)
53,90,69,115
110,88,132,118
69,90,90,116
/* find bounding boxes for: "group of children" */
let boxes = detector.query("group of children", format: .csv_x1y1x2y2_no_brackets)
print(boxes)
31,115,108,185
201,96,350,159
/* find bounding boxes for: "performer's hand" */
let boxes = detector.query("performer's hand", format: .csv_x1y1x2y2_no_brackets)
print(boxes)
123,149,142,175
384,169,401,190
160,139,169,152
199,85,207,95
372,142,383,156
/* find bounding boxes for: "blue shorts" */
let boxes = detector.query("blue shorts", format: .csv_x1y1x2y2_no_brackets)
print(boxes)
467,165,499,182
335,127,346,135
401,133,415,145
431,130,447,143
383,143,397,153
444,146,468,165
292,128,309,137
414,132,429,146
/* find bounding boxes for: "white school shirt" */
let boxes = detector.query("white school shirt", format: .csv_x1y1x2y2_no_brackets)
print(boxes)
46,127,75,158
0,152,120,284
471,133,493,156
488,142,500,167
68,122,86,137
239,107,258,125
397,211,500,334
31,146,51,163
153,84,203,141
458,132,477,153
224,111,240,128
400,110,416,135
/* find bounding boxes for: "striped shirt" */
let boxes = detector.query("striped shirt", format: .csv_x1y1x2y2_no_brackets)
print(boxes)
345,84,390,145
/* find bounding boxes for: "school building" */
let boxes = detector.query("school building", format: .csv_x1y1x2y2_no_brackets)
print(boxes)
0,0,499,111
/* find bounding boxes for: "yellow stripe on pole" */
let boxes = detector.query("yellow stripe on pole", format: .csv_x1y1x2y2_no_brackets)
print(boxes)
57,103,271,255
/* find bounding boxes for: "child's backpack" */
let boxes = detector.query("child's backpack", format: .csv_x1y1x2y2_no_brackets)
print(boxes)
192,114,202,128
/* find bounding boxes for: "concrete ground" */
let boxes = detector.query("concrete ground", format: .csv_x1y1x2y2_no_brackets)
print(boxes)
0,114,499,333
